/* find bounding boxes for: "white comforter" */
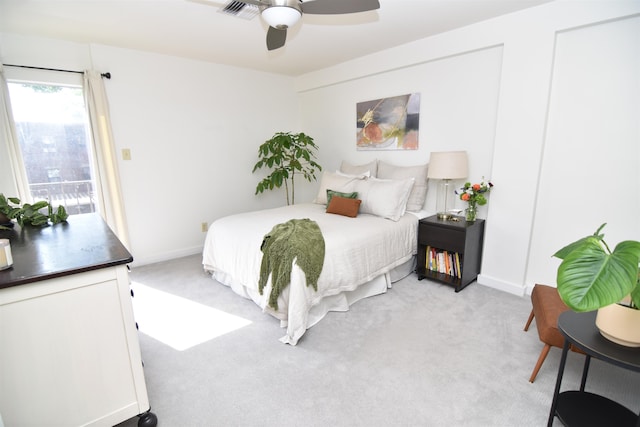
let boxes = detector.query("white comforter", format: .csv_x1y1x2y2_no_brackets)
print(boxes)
202,203,418,344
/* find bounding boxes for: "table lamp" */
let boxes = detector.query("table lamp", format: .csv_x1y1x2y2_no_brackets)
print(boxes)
427,151,468,220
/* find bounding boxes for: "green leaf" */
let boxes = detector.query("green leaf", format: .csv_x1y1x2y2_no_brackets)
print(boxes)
50,205,68,224
31,201,49,211
631,278,640,309
255,181,264,194
8,207,22,219
556,237,640,312
553,236,594,260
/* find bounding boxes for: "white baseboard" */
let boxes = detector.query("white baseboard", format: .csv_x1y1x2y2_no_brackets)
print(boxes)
130,245,203,267
477,273,526,297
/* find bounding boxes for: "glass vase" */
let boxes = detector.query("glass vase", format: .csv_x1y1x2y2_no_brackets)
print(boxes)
465,202,477,222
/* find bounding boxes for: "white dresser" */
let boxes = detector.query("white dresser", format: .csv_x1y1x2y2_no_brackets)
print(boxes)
0,214,156,427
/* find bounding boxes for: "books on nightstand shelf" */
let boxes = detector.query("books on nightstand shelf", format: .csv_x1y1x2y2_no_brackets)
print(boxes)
425,246,462,278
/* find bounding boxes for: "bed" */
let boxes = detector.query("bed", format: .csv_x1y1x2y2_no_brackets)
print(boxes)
202,160,429,345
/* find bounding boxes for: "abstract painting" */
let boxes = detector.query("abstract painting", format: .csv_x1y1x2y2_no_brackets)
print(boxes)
356,93,420,150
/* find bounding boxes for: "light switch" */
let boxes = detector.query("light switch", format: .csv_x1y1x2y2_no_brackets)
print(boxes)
122,148,132,161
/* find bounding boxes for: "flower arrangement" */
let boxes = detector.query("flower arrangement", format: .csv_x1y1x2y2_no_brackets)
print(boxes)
456,178,493,221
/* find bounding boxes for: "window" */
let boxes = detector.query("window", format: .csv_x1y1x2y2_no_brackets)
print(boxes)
7,81,98,215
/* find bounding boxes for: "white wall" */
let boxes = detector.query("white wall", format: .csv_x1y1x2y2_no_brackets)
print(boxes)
296,46,503,212
88,45,298,264
294,0,640,295
527,14,640,287
0,34,299,265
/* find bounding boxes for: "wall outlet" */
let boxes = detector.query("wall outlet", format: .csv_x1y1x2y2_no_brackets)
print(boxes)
201,222,208,232
122,148,132,160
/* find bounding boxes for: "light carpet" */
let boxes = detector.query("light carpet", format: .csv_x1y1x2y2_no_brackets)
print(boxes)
130,282,252,351
117,254,640,427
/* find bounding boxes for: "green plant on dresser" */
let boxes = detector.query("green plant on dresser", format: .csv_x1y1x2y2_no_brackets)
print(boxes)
0,193,68,229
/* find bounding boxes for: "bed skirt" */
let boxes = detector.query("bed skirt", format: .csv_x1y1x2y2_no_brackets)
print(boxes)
209,255,416,344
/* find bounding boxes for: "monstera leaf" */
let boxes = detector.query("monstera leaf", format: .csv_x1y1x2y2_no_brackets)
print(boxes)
554,224,640,312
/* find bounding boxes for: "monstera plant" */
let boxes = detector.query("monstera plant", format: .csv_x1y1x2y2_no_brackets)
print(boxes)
253,132,322,205
553,223,640,346
553,223,640,311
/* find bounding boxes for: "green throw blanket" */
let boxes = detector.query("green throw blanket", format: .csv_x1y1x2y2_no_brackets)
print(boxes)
259,218,325,310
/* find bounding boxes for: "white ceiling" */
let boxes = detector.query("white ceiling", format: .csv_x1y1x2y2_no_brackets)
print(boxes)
0,0,553,76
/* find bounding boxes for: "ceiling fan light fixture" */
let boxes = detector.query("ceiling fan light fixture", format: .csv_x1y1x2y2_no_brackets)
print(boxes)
262,6,301,29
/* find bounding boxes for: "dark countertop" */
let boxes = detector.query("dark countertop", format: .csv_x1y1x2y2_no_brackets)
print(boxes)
0,213,133,289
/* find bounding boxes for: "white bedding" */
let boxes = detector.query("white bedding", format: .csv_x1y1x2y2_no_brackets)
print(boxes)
202,203,418,344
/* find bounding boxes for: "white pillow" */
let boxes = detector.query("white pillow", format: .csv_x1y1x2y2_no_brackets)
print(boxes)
352,177,415,221
340,160,378,177
377,161,429,212
336,169,370,178
313,171,366,205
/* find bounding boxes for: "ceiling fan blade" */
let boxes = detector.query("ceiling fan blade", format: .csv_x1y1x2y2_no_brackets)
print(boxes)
266,26,287,50
301,0,380,15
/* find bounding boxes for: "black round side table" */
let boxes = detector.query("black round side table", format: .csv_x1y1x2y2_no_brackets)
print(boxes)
547,310,640,426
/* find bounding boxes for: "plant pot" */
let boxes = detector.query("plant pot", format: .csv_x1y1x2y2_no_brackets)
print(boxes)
0,213,13,227
595,302,640,347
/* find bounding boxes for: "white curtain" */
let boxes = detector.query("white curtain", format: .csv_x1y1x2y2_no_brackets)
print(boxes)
84,71,130,248
0,65,31,200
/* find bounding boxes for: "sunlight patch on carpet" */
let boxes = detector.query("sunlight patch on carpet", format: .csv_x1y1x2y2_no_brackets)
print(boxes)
130,282,252,351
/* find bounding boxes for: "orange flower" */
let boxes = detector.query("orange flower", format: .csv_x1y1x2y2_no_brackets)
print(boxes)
457,178,494,206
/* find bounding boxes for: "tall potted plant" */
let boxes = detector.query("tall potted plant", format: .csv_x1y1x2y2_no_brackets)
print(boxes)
553,223,640,346
253,132,322,205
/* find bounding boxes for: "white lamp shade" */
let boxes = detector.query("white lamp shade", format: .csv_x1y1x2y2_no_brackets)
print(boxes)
427,151,468,179
262,6,302,28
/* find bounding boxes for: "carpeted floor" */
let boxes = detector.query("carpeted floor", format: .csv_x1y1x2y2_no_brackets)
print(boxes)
117,254,640,427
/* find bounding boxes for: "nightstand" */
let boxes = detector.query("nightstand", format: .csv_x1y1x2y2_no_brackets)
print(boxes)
416,214,485,292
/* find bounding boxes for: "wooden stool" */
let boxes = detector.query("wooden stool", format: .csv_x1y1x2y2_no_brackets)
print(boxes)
524,284,578,383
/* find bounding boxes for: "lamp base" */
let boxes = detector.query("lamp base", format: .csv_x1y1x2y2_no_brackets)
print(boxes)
435,179,456,221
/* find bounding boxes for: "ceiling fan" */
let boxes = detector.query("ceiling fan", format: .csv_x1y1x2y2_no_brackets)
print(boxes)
222,0,380,51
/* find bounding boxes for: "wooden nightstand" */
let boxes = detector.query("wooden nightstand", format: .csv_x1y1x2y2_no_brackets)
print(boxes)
416,214,485,292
